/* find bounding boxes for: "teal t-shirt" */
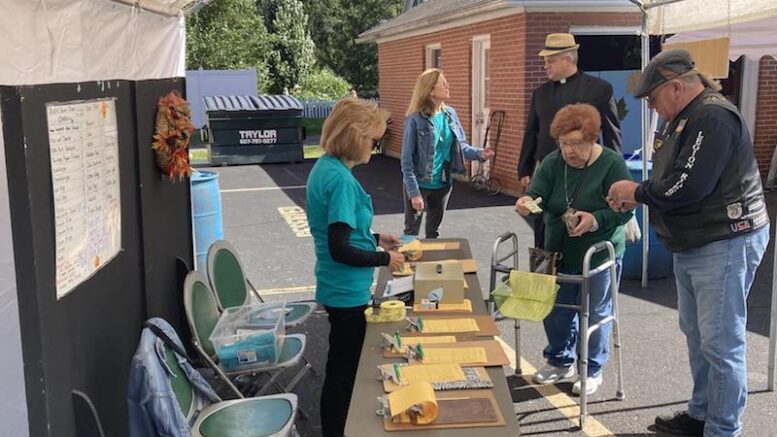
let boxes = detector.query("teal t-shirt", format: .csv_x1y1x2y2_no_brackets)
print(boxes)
306,154,377,308
418,112,453,189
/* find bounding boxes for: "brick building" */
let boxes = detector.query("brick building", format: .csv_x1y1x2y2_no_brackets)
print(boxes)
358,0,777,195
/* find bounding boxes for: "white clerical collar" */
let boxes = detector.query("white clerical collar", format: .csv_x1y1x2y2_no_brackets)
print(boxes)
559,78,567,85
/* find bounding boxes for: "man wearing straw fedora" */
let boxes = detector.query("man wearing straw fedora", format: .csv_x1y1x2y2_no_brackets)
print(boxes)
517,33,622,249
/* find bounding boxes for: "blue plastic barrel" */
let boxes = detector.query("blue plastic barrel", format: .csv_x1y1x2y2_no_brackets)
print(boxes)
191,171,224,273
622,160,673,280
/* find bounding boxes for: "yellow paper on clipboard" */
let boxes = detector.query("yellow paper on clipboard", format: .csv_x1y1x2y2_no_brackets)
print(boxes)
422,318,479,333
398,363,466,384
419,241,460,251
388,381,439,424
394,335,457,353
422,347,487,365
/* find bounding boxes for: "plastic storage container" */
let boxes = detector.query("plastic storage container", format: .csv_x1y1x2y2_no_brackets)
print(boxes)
209,302,287,372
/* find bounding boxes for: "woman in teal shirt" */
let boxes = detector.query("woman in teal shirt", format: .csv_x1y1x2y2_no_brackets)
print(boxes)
401,69,494,238
516,103,632,396
306,98,404,437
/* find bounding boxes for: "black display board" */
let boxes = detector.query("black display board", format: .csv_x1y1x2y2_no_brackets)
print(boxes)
135,78,193,348
0,78,193,437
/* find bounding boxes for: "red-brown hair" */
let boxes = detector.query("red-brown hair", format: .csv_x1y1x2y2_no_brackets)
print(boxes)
550,103,601,142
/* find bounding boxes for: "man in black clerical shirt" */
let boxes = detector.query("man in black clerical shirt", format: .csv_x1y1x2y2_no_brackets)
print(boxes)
517,33,622,248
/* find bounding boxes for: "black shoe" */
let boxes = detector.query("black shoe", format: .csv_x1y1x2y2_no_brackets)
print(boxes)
654,411,705,436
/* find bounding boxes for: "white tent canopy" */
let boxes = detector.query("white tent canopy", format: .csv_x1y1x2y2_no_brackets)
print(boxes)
664,15,777,60
645,0,777,36
0,0,213,86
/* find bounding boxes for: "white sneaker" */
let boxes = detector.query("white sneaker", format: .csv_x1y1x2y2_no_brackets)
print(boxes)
532,364,575,385
571,374,603,395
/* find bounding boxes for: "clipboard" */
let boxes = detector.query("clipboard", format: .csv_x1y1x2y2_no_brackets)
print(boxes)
384,339,510,366
379,364,493,392
383,390,505,431
415,314,500,337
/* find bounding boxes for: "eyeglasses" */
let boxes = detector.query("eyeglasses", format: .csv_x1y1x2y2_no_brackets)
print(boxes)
372,138,382,150
557,139,587,150
646,80,674,106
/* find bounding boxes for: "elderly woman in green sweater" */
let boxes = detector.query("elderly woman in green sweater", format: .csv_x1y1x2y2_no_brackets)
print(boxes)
515,103,633,395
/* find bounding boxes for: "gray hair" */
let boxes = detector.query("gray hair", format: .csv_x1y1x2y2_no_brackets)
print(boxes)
566,50,579,65
680,71,722,92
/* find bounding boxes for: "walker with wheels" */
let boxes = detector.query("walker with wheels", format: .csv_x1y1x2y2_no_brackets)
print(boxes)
489,232,625,427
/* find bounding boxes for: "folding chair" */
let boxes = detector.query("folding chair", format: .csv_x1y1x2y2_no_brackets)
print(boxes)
183,270,312,397
72,390,106,437
206,240,316,327
161,334,299,437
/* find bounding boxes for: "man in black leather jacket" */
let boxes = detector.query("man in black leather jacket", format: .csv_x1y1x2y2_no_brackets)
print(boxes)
608,49,769,437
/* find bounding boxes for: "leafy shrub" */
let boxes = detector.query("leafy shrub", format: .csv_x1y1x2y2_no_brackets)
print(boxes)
294,68,351,100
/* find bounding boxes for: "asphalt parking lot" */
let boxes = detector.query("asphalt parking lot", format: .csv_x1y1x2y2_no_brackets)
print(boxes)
204,155,777,436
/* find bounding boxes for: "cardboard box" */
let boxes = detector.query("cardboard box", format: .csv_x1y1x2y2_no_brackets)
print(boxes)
414,261,465,304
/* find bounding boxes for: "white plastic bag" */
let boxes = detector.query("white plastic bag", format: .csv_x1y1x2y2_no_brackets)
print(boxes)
624,215,642,243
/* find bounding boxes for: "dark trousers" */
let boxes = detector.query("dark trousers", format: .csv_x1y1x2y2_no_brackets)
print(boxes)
533,213,545,249
403,185,453,238
320,304,367,437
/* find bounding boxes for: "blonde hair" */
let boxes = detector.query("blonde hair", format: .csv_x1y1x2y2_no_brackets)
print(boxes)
321,98,388,162
406,68,446,116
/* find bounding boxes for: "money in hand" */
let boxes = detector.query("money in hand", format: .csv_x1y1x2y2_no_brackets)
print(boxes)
525,197,543,214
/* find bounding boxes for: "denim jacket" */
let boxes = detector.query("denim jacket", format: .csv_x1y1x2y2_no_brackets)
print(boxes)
128,318,221,437
401,106,483,198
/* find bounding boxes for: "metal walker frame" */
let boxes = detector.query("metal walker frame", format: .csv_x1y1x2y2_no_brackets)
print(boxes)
489,232,625,427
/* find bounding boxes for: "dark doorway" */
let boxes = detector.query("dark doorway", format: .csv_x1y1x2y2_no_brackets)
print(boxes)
576,34,662,72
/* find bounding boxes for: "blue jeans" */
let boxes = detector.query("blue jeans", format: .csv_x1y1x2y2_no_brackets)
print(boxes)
543,259,622,377
674,225,769,437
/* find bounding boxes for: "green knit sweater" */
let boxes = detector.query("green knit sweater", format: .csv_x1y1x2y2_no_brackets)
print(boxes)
527,147,633,273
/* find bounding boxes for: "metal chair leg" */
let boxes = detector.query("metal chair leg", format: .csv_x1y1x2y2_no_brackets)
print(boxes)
515,318,522,375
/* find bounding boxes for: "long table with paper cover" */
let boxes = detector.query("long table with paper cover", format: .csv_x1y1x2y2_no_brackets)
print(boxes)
344,238,520,436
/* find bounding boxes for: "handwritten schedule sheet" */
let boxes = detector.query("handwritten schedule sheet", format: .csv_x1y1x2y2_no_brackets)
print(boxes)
47,99,121,299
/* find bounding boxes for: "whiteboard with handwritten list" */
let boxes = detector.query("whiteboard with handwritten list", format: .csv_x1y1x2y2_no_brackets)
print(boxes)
46,99,121,299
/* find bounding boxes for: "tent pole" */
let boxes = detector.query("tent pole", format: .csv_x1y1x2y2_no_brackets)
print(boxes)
639,3,650,288
770,221,777,391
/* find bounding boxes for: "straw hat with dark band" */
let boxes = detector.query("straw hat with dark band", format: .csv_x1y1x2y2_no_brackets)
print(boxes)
538,33,580,57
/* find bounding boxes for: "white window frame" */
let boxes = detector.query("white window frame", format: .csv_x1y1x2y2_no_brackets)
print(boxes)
425,43,442,69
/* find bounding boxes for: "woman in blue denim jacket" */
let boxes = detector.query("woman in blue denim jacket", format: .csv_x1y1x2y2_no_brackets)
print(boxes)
401,68,494,238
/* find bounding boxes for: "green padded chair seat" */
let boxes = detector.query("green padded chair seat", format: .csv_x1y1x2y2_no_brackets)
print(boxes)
283,302,316,326
195,395,296,437
277,335,303,364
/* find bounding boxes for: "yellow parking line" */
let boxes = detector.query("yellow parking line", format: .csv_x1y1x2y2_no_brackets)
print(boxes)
277,206,311,237
258,285,316,296
494,336,615,437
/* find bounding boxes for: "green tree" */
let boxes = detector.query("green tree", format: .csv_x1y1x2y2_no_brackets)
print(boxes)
294,68,352,100
259,0,316,94
186,0,270,87
302,0,403,93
